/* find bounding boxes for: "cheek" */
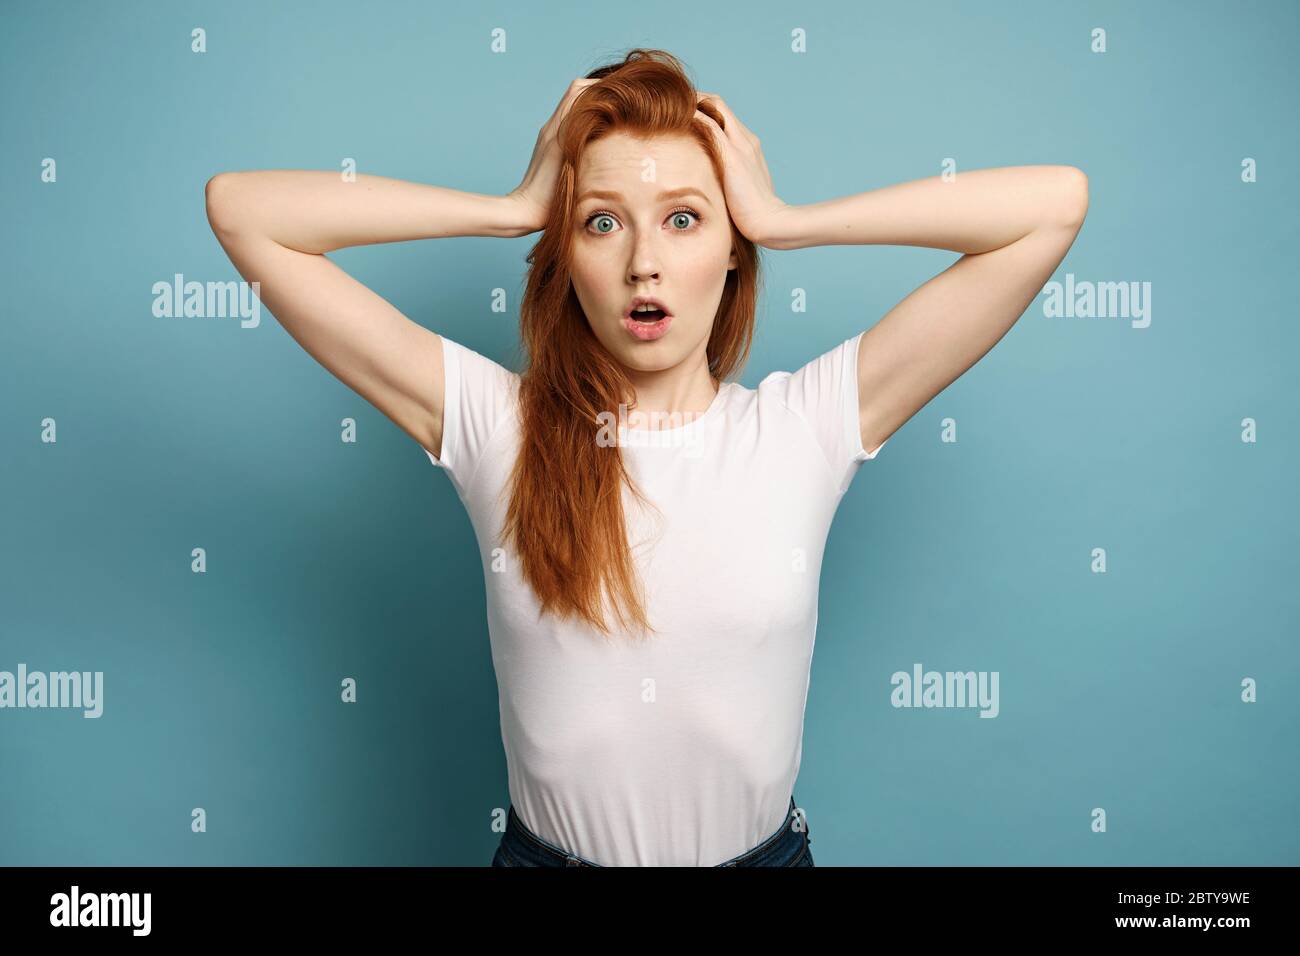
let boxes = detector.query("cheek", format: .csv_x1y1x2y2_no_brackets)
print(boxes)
568,258,602,312
570,247,616,298
570,254,626,333
675,242,731,291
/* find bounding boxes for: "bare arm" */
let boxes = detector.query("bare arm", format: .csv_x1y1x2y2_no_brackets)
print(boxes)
204,171,532,458
764,165,1089,454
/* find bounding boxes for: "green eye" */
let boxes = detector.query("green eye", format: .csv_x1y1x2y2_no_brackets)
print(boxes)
583,206,703,234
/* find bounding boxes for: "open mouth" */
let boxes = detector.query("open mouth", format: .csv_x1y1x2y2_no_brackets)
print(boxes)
622,306,673,341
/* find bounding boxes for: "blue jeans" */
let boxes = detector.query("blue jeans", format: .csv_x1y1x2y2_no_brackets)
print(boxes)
491,795,815,867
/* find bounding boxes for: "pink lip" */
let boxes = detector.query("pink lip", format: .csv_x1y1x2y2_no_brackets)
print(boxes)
622,313,673,341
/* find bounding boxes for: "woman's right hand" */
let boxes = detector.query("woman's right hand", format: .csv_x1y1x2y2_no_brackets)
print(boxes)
506,78,600,234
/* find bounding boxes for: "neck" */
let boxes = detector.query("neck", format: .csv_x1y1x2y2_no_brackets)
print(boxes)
620,354,719,430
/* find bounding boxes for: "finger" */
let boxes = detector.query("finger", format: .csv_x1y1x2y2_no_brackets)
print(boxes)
696,95,736,143
698,92,759,148
549,78,600,127
561,78,598,106
717,102,759,148
558,78,598,107
694,107,728,152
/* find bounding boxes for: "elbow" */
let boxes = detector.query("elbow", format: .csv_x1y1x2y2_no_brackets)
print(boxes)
1053,166,1089,229
204,172,241,238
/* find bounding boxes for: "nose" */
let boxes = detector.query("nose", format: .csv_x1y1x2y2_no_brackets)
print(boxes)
627,233,661,284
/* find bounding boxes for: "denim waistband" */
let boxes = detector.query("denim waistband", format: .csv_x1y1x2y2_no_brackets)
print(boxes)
500,796,809,867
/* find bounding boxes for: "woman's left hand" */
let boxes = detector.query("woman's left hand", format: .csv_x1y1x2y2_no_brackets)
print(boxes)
695,93,792,249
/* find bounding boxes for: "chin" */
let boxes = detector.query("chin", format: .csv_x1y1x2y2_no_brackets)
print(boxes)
609,343,675,370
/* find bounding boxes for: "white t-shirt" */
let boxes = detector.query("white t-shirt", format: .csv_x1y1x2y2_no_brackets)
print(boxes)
423,331,885,866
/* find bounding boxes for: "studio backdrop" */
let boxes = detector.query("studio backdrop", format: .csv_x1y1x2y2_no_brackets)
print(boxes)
1,0,1296,865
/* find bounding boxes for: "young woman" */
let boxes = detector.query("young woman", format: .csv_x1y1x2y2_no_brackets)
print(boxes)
205,49,1088,867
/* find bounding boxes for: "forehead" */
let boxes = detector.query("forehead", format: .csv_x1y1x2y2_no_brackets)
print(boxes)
575,131,718,199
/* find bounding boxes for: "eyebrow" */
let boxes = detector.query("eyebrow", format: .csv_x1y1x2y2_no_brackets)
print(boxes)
575,187,713,207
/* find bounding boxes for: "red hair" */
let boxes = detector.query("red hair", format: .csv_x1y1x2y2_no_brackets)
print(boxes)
502,48,762,639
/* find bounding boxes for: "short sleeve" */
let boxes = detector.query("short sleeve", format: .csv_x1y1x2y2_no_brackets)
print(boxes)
423,334,519,493
763,331,885,495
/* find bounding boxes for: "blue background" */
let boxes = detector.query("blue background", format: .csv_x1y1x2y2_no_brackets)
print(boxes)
1,0,1296,865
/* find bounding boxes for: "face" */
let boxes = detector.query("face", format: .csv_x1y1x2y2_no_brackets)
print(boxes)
569,131,737,375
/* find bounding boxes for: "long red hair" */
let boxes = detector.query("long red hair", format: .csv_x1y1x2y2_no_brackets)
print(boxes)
503,48,762,639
